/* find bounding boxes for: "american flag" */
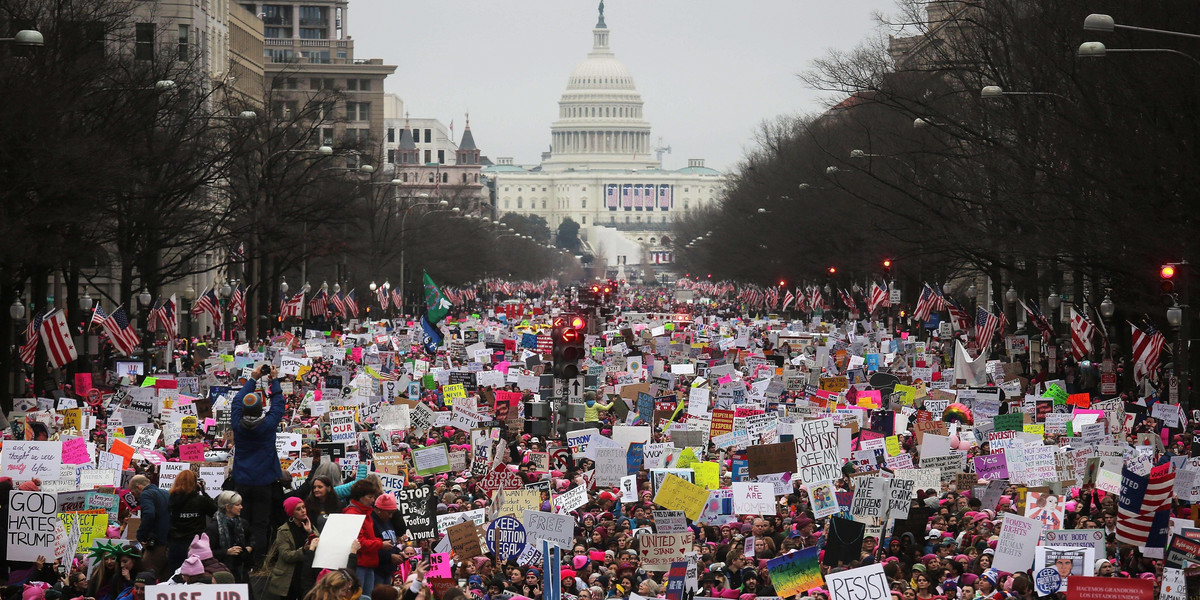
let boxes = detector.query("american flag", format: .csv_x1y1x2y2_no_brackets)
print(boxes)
158,295,178,337
308,289,330,317
946,296,974,331
808,286,825,311
868,282,889,314
281,292,305,319
1069,306,1097,360
839,288,856,311
329,290,346,316
19,310,44,365
1117,465,1175,547
376,286,389,310
390,288,403,311
1019,299,1056,342
975,305,1000,351
1131,322,1167,384
102,306,141,357
229,286,245,323
89,302,108,331
191,287,222,322
794,288,807,313
992,302,1008,338
781,290,795,311
912,283,938,322
344,289,359,318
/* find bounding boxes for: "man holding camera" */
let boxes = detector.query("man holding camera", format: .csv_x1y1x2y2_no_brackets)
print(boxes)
231,364,288,568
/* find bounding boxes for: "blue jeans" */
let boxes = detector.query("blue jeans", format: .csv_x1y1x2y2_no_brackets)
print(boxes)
357,566,376,593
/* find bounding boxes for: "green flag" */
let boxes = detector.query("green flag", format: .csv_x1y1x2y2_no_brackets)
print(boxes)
423,272,451,324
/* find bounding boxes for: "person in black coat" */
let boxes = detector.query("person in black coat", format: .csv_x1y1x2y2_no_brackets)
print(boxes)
206,491,252,582
166,470,218,574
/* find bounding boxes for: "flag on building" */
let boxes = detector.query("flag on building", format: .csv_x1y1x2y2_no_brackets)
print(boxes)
281,292,305,319
390,288,403,312
946,296,974,331
19,310,44,366
89,302,107,331
975,305,1000,351
308,289,330,317
229,286,245,323
1131,322,1167,384
101,306,140,357
868,282,889,314
1019,299,1056,342
191,287,222,322
913,283,938,322
330,290,346,317
344,289,359,318
1069,306,1097,360
158,295,178,337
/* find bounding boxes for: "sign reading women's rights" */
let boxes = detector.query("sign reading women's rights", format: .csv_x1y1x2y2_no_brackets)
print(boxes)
7,491,59,562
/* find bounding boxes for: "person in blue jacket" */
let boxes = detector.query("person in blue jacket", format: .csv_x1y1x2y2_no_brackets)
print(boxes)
231,363,287,569
129,475,170,580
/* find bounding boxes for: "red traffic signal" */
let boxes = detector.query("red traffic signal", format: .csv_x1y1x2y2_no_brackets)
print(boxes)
552,316,566,328
828,266,837,275
882,259,892,269
560,327,580,343
1161,264,1177,293
570,316,585,329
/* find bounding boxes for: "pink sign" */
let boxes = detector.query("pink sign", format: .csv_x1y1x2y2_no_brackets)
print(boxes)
62,437,90,464
179,443,207,462
74,373,93,396
428,552,453,577
352,347,364,362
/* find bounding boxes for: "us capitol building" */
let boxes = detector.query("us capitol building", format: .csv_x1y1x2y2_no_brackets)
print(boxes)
485,1,724,282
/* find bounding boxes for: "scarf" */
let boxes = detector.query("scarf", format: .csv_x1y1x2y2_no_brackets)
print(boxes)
214,512,234,550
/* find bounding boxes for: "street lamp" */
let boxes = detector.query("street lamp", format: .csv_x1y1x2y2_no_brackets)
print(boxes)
80,292,93,311
1084,13,1200,39
184,285,197,302
369,281,377,292
1006,286,1018,304
1046,290,1061,312
0,29,44,46
333,282,341,294
280,277,289,295
10,298,25,320
220,279,233,298
1167,304,1183,328
1100,294,1115,319
138,289,152,307
1077,41,1200,66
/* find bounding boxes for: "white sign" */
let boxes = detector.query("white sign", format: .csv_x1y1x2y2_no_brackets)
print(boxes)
146,585,249,600
637,531,694,571
522,510,574,549
731,482,776,516
312,513,366,569
826,563,888,600
0,441,62,482
795,419,840,484
993,513,1043,573
7,491,58,562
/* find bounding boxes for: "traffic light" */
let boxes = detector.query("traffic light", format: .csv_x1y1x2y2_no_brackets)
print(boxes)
882,259,892,280
552,315,585,379
1161,264,1177,294
828,266,837,275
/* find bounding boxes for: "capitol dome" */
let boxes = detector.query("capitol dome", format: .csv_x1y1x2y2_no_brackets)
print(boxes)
542,1,658,172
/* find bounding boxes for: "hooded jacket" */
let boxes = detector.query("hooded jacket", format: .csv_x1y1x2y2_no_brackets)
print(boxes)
230,378,286,486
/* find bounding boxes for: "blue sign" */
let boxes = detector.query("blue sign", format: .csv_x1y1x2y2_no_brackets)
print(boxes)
637,392,654,424
731,457,749,482
923,312,941,330
627,442,644,475
1034,568,1061,596
487,516,527,561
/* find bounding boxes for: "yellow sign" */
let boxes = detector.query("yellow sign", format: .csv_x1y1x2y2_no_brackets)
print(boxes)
59,511,109,554
819,376,848,393
1023,424,1045,435
693,461,720,490
181,416,198,438
62,409,82,431
500,489,542,516
653,474,709,520
676,448,699,470
443,383,467,402
894,384,917,406
885,435,902,457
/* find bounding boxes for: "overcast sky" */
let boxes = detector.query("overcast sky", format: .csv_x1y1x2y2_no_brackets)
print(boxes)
348,0,897,172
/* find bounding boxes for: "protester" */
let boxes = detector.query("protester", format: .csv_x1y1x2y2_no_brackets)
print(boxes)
167,470,218,573
129,475,170,579
231,364,288,568
207,491,252,582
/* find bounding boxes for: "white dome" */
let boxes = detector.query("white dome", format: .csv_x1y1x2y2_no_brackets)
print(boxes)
567,57,636,90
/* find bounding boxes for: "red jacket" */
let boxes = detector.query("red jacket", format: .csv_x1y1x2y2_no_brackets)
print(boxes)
344,500,382,568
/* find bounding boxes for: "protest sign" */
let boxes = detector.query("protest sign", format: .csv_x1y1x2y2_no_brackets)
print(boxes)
396,487,436,540
1,441,62,481
447,519,485,559
653,474,709,520
523,510,574,549
146,584,250,600
328,410,356,443
653,510,689,533
887,478,914,520
850,476,887,521
487,516,527,561
767,547,823,598
7,491,59,562
795,420,840,484
825,564,888,600
638,531,694,571
994,513,1043,573
974,454,1009,480
1065,577,1152,600
312,514,366,569
747,442,799,479
732,482,776,516
413,444,451,476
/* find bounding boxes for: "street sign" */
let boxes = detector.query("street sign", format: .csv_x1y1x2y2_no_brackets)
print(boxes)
566,377,585,405
889,289,901,305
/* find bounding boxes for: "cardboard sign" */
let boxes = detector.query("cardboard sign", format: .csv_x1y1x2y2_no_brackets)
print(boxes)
447,519,484,559
396,487,436,541
747,442,799,479
638,531,695,571
653,474,710,520
767,546,824,599
487,516,527,561
1,441,62,481
1066,577,1152,600
796,419,840,484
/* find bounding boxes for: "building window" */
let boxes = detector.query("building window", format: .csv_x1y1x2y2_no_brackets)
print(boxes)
264,27,286,38
272,100,299,120
387,128,394,143
424,129,432,143
625,215,630,223
135,23,154,60
346,79,357,91
517,198,523,209
582,216,587,224
504,199,509,209
387,149,396,164
359,79,371,91
321,128,333,145
346,102,370,121
177,25,189,61
424,150,431,164
610,215,615,223
683,200,689,210
437,150,444,164
581,199,587,208
542,200,547,209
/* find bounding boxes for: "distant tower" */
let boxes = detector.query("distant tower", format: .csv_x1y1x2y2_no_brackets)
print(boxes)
396,112,419,164
456,113,481,165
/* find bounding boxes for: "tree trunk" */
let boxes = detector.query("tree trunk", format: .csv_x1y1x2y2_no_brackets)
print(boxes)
31,269,49,395
0,278,14,414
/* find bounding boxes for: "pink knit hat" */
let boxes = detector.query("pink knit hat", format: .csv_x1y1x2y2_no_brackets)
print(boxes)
188,533,214,561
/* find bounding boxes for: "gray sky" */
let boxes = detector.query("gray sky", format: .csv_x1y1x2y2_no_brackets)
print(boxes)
349,0,896,172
